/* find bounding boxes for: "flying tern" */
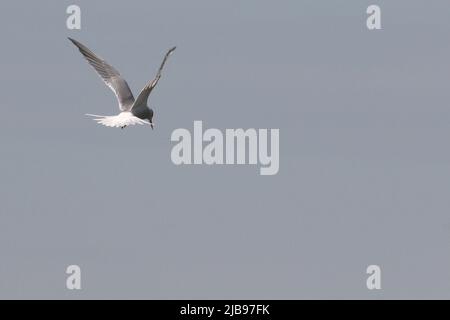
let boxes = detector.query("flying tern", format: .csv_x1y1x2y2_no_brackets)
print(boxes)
69,37,176,129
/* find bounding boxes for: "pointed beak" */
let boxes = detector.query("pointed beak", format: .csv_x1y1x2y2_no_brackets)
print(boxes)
150,123,154,130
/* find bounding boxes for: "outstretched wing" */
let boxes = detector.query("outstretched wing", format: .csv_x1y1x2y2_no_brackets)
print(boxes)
68,37,135,111
132,46,176,109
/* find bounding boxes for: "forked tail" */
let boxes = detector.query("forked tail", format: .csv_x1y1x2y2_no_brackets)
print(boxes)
85,113,108,118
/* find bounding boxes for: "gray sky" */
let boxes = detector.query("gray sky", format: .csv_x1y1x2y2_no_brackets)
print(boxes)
1,0,450,299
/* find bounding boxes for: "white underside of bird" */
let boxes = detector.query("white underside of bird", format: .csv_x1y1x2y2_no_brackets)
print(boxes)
86,112,151,128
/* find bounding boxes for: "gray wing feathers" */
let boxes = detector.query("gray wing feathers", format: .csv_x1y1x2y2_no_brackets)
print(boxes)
68,37,135,111
133,46,176,109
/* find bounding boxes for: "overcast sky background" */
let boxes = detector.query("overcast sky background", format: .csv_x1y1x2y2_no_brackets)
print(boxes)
1,0,450,299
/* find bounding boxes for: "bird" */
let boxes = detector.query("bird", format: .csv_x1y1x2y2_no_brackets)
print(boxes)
68,37,176,129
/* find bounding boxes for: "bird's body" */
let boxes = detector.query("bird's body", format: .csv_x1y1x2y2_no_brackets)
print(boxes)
68,37,175,129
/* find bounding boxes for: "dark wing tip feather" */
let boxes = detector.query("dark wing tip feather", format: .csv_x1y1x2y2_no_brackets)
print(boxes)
68,37,82,48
